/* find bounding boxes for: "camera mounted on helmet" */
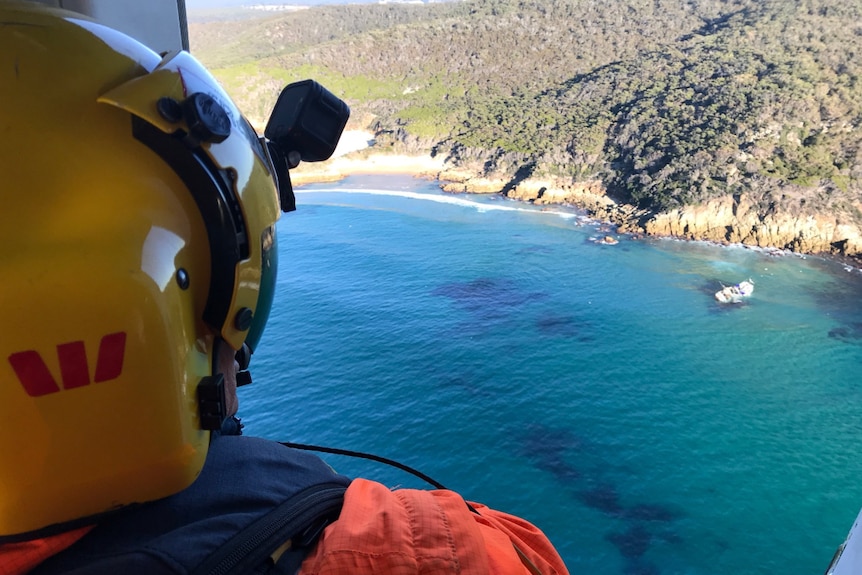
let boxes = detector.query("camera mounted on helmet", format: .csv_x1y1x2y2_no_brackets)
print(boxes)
265,80,351,214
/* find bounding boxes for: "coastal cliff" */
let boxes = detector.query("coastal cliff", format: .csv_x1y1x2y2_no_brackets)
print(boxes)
438,168,862,261
293,142,862,263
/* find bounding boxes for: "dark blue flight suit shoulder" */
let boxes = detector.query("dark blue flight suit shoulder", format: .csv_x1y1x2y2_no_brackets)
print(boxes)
32,434,351,575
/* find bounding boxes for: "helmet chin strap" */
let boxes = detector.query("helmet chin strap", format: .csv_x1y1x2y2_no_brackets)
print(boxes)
235,342,252,371
235,343,253,387
197,372,226,431
199,339,249,431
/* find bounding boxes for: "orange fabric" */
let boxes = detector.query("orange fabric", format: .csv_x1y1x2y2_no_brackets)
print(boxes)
0,526,94,575
299,479,568,575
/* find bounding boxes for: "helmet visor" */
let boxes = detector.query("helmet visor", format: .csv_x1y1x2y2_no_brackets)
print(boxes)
245,224,277,353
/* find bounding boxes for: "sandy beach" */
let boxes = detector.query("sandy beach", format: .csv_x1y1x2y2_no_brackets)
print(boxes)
289,130,445,185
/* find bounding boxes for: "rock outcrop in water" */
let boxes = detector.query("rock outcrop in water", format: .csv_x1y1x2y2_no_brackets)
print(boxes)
436,167,862,262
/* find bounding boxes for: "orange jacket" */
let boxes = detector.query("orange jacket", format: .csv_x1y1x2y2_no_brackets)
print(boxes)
299,479,569,575
1,480,567,575
0,526,93,575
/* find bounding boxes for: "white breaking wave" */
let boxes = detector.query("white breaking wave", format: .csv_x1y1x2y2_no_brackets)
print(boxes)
295,187,578,219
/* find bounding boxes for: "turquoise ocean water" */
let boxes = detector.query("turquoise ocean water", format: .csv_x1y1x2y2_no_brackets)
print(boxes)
240,174,862,575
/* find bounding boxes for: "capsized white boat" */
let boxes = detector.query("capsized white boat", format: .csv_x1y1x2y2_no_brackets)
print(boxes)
714,279,754,304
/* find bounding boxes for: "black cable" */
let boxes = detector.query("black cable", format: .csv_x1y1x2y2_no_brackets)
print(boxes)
280,441,449,490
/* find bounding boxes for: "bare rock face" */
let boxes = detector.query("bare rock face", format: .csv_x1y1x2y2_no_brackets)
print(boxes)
435,168,862,261
507,179,611,207
440,176,509,194
504,180,548,201
640,195,862,258
437,166,509,194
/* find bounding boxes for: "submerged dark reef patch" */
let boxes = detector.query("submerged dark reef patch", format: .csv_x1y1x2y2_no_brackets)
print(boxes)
520,422,683,574
828,322,862,345
432,277,546,320
535,312,595,340
521,424,583,483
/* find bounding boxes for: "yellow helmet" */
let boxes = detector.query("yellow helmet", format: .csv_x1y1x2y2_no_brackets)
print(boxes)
0,3,347,538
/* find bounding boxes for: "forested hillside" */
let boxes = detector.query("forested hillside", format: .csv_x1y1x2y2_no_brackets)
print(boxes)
189,0,862,257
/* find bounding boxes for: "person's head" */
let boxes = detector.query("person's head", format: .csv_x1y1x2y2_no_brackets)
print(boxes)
0,3,296,538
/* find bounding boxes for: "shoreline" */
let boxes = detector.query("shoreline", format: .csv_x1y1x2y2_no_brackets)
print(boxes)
291,137,862,269
290,130,445,184
290,153,446,185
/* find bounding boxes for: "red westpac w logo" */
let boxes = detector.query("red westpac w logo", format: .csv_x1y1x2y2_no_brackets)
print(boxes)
8,332,127,397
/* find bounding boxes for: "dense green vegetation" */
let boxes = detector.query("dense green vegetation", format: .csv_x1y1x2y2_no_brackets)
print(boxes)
190,0,862,218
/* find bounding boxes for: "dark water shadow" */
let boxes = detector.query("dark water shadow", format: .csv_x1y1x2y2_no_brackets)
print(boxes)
517,244,555,255
814,287,862,346
623,503,683,522
535,312,595,341
828,322,862,345
606,524,652,559
579,482,623,514
432,277,547,321
696,279,723,298
519,422,684,574
520,423,584,483
798,261,862,341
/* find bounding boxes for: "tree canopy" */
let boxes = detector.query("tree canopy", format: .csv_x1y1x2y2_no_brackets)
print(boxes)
190,0,862,220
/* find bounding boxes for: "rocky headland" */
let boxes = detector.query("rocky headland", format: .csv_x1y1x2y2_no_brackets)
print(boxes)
292,134,862,266
445,171,862,262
